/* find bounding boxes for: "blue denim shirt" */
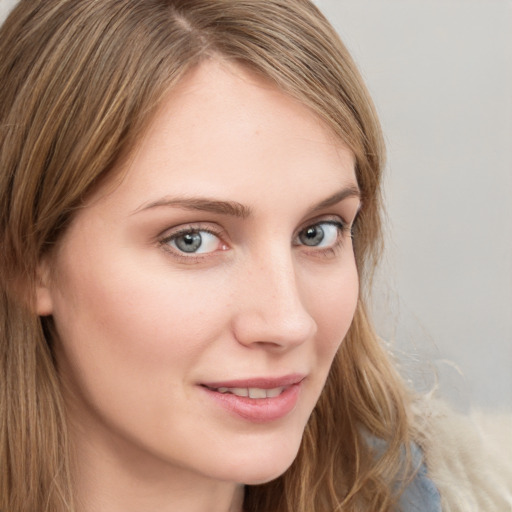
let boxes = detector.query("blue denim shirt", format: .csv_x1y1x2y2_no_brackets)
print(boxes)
398,446,442,512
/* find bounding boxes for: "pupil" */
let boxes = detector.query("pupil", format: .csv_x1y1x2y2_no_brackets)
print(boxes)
300,225,324,246
176,232,202,252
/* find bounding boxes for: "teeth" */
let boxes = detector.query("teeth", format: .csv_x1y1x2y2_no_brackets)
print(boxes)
213,386,285,398
248,388,267,399
265,387,283,398
232,387,249,397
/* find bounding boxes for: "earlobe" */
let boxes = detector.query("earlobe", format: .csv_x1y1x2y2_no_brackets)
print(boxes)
35,263,54,316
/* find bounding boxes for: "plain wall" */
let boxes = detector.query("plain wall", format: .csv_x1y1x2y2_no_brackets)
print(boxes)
316,0,512,411
0,0,13,23
1,0,511,410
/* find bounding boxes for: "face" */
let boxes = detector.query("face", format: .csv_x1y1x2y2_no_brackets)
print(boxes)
38,61,360,489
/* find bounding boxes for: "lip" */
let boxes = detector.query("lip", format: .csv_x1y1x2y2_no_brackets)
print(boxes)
201,374,305,390
200,374,305,423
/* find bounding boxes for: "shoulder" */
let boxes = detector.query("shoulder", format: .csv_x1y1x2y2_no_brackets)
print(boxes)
411,395,512,512
398,445,442,512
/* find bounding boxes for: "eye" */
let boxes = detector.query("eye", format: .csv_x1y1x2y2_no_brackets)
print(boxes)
166,229,223,254
296,221,343,248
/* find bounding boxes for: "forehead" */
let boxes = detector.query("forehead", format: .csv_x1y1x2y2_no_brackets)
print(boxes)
91,59,357,212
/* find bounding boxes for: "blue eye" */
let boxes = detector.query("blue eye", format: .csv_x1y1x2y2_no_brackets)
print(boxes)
296,222,342,248
167,230,221,254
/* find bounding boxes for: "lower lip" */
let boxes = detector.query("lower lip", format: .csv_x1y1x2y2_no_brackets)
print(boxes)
201,383,302,423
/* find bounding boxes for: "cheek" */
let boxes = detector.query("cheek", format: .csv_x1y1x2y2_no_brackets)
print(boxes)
50,252,236,446
52,260,230,375
307,260,359,358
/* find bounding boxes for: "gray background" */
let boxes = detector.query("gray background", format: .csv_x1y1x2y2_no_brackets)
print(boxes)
316,0,512,412
1,0,511,411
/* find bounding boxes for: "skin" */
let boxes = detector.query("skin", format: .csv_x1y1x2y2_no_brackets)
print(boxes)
37,60,361,512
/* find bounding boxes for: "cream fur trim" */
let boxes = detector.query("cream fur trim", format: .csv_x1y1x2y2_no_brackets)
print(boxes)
413,396,512,512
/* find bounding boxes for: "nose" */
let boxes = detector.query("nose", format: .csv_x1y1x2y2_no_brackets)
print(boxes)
231,252,317,350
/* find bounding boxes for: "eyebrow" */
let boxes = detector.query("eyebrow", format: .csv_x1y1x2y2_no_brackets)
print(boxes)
310,185,361,212
132,196,252,218
132,184,360,218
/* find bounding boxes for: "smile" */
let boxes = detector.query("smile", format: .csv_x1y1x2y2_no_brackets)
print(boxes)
205,386,287,399
200,375,305,422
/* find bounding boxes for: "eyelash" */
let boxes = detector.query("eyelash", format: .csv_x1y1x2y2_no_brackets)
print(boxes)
158,217,352,263
159,224,227,262
293,220,350,258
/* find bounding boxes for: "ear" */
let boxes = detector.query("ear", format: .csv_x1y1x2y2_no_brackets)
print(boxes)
35,260,54,316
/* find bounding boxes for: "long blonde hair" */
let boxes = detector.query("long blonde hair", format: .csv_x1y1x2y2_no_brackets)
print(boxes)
0,1,413,511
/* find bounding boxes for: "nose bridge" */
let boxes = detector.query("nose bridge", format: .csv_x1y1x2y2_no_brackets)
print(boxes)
232,247,317,348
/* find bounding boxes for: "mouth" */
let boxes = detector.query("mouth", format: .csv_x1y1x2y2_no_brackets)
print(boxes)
202,385,289,399
199,374,305,422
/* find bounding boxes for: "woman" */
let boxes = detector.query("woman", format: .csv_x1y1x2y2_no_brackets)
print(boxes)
0,1,463,511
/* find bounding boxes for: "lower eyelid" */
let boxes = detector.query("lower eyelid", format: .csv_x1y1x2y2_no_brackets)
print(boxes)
158,225,230,261
174,231,220,253
158,220,349,260
295,221,344,244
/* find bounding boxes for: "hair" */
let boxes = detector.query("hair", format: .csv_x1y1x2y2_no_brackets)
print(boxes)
0,1,416,511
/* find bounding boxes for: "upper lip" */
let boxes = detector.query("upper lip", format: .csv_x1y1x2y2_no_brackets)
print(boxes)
201,374,306,389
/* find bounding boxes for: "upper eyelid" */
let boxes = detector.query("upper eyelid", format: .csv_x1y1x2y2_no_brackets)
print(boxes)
296,215,347,233
158,216,345,236
158,222,224,240
294,218,346,242
158,215,349,239
157,219,349,262
158,225,226,260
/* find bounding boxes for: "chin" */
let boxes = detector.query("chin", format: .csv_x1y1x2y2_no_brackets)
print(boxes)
241,466,293,486
217,438,302,486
